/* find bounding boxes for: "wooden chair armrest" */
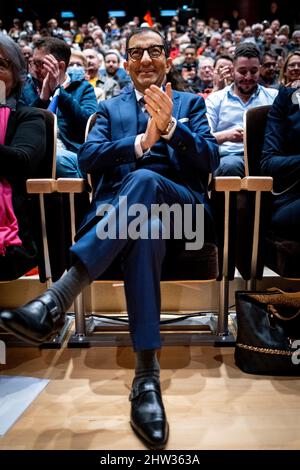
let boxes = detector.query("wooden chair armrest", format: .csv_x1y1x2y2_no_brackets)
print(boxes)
26,179,57,194
56,178,86,193
211,176,241,192
241,176,273,191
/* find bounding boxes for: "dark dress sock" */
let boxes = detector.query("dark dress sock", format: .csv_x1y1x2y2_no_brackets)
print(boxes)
47,260,90,312
134,349,160,384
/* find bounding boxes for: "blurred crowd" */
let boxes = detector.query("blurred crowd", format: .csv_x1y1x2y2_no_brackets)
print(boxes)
0,12,300,101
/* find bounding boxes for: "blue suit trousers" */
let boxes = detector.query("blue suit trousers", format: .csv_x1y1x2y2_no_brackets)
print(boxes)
71,169,198,351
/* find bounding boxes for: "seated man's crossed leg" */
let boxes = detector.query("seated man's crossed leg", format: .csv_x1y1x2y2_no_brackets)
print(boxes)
0,169,199,449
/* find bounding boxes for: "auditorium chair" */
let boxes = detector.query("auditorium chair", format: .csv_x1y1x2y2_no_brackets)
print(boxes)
236,105,300,289
56,113,242,348
0,109,72,347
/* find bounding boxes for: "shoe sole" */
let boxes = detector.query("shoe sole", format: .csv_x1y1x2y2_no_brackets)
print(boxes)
130,420,169,450
0,318,56,346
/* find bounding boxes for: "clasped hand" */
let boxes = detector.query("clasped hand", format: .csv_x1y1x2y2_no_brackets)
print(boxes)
141,83,173,151
40,54,62,101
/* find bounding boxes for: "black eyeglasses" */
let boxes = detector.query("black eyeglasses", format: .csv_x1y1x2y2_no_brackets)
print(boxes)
126,45,165,61
0,58,11,71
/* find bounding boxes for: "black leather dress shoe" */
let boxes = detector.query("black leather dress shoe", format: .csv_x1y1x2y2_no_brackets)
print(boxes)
129,377,169,449
0,292,65,345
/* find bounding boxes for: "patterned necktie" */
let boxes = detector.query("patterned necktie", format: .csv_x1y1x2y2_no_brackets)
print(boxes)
139,97,145,109
137,97,148,133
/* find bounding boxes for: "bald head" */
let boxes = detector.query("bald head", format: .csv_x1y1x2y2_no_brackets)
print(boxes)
83,48,102,77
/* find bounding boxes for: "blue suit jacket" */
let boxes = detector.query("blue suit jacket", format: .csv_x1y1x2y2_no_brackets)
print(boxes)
261,86,300,193
20,75,98,152
77,88,219,234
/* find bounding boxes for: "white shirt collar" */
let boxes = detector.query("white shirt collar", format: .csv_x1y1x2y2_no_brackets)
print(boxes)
135,89,144,102
134,87,164,102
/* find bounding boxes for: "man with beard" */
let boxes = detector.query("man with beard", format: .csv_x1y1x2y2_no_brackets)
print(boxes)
206,43,278,176
99,49,131,90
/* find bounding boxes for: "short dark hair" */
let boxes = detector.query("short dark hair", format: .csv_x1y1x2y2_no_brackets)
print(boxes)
233,42,261,63
214,54,234,67
184,44,197,53
262,51,277,62
125,27,169,59
33,37,71,67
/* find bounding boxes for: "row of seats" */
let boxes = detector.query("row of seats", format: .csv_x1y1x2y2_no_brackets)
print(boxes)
46,112,242,346
1,107,299,348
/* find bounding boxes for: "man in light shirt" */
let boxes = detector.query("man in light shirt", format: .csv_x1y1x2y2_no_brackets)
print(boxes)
206,42,278,176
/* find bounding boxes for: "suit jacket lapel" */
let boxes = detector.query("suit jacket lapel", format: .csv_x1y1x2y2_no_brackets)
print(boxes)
172,91,181,120
117,89,181,159
118,90,138,136
167,91,181,161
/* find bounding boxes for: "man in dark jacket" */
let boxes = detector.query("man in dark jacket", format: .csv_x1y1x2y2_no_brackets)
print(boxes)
99,49,131,90
19,37,97,177
261,86,300,240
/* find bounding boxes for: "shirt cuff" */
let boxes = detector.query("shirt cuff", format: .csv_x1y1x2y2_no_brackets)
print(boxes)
135,133,151,159
161,117,177,140
135,134,144,159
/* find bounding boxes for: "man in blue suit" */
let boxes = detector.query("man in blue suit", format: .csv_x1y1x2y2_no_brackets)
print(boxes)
261,85,300,240
0,28,219,448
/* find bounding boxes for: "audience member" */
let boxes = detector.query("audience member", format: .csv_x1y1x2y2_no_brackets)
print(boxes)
206,43,278,176
0,27,219,449
261,28,275,54
287,30,300,52
198,57,214,94
84,48,121,100
19,37,97,178
261,85,300,240
99,49,131,90
19,43,33,73
83,48,113,101
212,54,234,91
280,51,300,88
259,51,280,88
183,44,198,66
0,33,46,279
181,62,202,93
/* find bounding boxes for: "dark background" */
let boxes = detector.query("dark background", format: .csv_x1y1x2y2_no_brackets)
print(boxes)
1,1,300,29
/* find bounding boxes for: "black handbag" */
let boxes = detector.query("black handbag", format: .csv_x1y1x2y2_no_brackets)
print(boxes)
235,289,300,375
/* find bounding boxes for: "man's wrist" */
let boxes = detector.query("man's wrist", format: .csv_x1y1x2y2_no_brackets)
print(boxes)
161,117,176,136
39,90,50,101
141,134,150,152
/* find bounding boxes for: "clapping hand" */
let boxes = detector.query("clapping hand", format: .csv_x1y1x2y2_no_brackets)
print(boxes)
144,83,173,133
40,54,61,101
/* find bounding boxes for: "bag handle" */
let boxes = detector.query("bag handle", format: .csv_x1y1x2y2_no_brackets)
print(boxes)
267,304,300,321
248,289,300,321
